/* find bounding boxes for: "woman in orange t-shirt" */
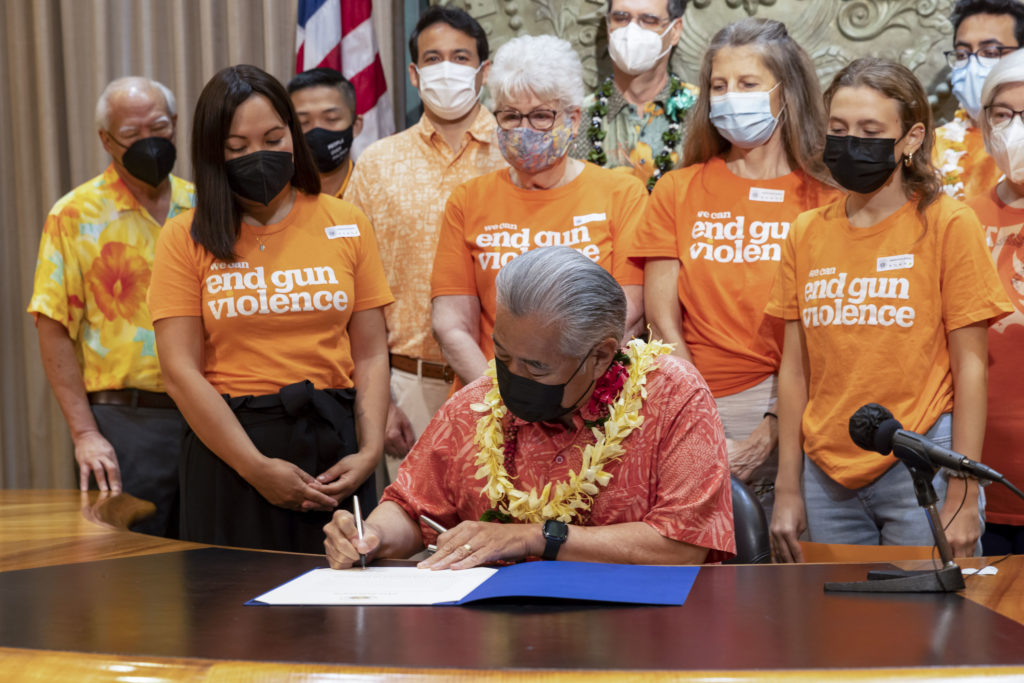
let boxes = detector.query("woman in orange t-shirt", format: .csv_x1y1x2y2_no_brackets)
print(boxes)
767,58,1012,562
149,66,393,553
430,34,647,391
634,18,838,512
967,49,1024,555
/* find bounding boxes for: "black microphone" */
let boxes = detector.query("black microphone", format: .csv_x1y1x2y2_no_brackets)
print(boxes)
848,403,1005,483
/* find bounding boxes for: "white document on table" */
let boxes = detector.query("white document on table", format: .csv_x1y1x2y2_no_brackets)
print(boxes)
250,566,498,606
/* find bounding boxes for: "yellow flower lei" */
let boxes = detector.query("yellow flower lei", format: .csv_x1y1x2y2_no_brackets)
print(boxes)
470,337,673,523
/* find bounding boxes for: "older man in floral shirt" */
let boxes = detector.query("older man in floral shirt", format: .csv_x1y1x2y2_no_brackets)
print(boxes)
324,247,734,569
28,76,194,537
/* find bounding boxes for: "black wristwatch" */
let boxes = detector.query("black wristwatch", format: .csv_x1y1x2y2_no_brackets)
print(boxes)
542,520,569,560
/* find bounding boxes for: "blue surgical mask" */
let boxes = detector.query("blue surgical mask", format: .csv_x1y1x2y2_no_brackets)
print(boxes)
951,56,994,121
709,85,781,149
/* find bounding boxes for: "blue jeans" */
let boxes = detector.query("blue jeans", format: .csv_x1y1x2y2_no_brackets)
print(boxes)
803,413,984,552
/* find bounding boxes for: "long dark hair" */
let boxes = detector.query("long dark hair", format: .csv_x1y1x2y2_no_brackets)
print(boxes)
683,18,830,186
823,57,942,212
190,64,320,261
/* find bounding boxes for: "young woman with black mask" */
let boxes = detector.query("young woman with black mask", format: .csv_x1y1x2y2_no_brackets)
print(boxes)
149,65,393,552
766,57,1011,562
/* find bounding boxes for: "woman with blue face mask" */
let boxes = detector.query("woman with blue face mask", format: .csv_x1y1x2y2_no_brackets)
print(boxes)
630,18,839,518
431,34,650,392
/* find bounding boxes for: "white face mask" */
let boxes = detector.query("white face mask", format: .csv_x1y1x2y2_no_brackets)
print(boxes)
709,85,781,149
989,116,1024,183
415,61,482,121
607,20,676,76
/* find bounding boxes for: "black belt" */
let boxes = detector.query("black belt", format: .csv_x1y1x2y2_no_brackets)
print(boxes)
87,389,178,410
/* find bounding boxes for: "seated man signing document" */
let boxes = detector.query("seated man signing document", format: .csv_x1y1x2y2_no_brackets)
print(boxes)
324,247,735,569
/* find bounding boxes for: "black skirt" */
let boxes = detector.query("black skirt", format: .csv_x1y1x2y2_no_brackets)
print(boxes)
179,380,377,553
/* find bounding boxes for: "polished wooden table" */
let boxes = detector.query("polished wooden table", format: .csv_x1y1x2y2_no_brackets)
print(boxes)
2,490,1023,681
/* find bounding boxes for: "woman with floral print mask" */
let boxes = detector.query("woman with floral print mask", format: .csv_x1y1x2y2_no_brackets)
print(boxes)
430,34,650,395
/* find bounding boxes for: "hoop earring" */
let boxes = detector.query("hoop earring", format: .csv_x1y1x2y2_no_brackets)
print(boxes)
904,151,914,167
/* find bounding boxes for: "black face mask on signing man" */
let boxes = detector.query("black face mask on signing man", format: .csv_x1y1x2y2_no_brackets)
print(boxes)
822,134,900,194
116,136,177,187
495,352,595,423
304,126,353,174
225,150,295,205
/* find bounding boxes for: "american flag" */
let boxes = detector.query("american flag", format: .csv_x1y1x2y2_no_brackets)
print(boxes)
296,0,395,158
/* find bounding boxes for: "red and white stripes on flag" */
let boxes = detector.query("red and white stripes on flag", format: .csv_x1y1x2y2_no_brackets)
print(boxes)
296,0,394,158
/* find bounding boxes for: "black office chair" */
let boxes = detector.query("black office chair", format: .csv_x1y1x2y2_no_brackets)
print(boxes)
724,475,771,564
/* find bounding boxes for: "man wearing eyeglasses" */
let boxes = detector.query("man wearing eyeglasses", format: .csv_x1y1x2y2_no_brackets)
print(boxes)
934,0,1024,200
569,0,695,191
27,77,194,538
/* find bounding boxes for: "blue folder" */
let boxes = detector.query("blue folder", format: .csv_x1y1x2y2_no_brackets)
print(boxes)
450,561,700,606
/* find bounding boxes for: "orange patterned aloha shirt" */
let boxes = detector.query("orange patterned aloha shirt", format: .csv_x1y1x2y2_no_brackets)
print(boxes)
28,164,195,392
346,107,507,363
382,355,736,563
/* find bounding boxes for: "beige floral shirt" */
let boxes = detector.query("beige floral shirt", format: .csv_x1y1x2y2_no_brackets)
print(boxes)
346,107,507,361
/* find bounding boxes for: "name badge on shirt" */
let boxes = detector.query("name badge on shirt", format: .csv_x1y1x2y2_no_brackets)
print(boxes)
749,187,785,203
877,254,914,272
325,224,360,239
573,213,607,226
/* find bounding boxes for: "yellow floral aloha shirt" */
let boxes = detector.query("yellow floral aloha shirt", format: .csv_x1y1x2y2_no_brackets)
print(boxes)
27,164,195,392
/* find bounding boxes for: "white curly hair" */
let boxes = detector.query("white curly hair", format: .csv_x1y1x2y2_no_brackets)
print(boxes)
487,34,584,112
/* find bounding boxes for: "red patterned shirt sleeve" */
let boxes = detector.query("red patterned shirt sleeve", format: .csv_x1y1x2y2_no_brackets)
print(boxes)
630,357,735,562
380,380,491,544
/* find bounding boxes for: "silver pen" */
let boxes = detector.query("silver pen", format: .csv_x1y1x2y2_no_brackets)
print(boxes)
419,514,448,535
419,515,447,554
353,497,366,569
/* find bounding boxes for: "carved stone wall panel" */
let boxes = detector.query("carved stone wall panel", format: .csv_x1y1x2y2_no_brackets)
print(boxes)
435,0,958,121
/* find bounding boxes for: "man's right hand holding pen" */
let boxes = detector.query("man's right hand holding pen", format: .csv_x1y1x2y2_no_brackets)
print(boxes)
323,509,383,569
323,500,436,569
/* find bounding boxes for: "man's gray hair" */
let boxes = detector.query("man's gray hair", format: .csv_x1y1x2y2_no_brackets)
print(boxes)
95,76,176,131
487,34,585,111
495,247,626,358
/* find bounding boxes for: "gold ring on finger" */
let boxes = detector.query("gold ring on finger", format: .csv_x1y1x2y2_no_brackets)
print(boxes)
463,543,473,554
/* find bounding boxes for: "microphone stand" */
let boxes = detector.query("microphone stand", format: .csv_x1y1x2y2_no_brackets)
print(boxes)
825,460,964,593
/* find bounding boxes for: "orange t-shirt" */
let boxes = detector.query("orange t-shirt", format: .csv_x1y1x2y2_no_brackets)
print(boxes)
149,192,394,397
766,195,1012,489
430,162,646,360
967,187,1024,525
632,157,840,397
